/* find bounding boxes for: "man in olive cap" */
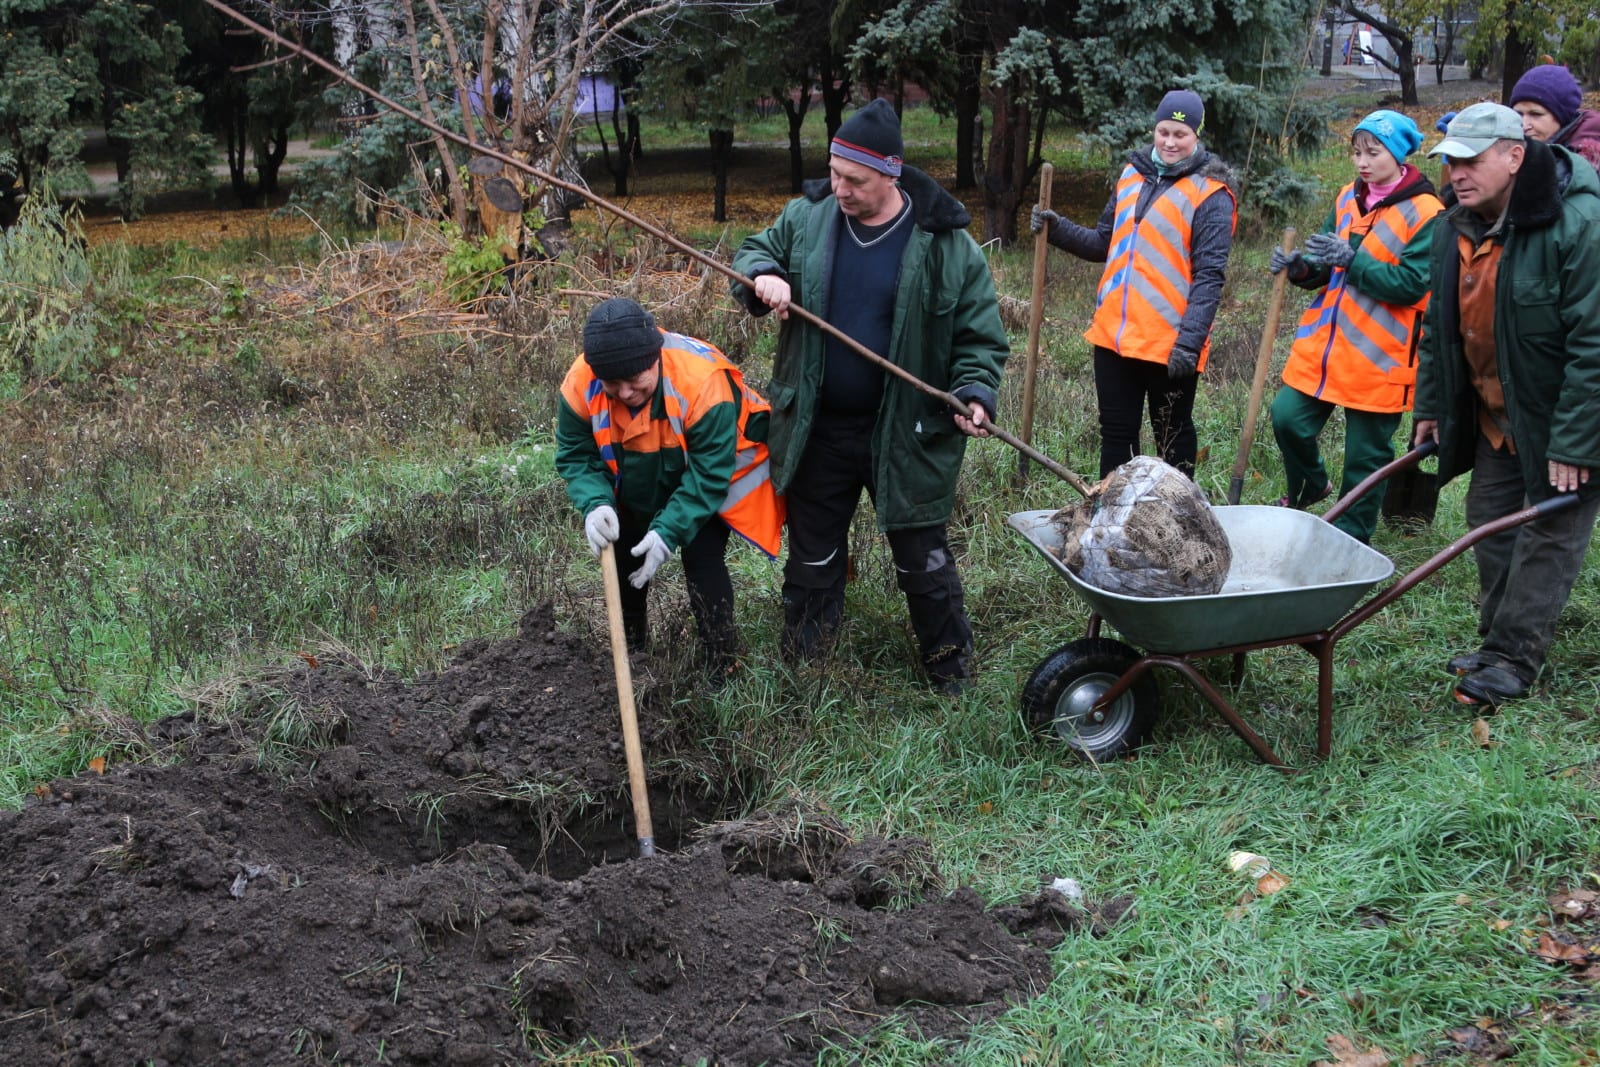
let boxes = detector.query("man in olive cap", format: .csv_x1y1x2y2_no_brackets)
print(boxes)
556,297,782,675
730,98,1009,695
1413,102,1600,706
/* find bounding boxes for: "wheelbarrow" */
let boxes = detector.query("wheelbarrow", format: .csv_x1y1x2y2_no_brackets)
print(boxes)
1008,445,1581,768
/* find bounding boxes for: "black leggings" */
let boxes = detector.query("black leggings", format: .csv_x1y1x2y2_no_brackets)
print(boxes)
1092,345,1199,477
617,513,734,658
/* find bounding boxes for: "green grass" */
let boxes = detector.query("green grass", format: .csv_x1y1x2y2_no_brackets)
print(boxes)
4,154,1600,1064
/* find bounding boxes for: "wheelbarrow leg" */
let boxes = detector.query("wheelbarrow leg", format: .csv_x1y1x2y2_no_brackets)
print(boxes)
1098,655,1293,769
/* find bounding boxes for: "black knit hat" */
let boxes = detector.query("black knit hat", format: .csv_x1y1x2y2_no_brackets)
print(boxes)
831,98,904,177
582,298,661,380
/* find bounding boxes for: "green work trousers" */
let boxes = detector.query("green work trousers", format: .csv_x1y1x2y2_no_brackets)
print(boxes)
1270,385,1401,543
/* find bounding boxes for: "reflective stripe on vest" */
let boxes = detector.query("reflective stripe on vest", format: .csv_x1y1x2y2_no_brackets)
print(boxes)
1083,164,1235,369
1284,183,1444,412
572,331,783,557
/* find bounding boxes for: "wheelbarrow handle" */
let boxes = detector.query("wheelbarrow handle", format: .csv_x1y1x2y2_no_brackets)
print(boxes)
1331,486,1580,641
1321,440,1438,525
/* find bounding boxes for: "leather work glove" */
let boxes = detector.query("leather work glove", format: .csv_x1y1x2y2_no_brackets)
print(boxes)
583,505,619,557
628,530,673,589
1167,345,1200,380
1029,205,1060,234
1304,231,1356,270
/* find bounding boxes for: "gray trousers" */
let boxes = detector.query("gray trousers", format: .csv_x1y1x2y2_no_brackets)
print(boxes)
1465,433,1600,681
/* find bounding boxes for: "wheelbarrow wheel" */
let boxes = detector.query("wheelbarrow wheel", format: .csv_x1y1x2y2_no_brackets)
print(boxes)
1022,638,1156,760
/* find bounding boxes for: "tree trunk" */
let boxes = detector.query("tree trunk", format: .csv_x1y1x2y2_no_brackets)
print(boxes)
1501,17,1534,103
1321,10,1335,76
781,89,811,193
257,122,289,197
821,74,850,143
954,54,981,190
709,128,733,223
982,84,1031,247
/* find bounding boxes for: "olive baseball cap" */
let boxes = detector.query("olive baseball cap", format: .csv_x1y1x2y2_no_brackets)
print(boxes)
1428,102,1525,159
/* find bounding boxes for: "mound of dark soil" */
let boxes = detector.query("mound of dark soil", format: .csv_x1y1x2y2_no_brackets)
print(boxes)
0,606,1130,1065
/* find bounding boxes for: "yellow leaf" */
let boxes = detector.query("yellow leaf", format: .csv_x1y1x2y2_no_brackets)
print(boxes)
977,801,993,815
1471,718,1494,747
88,757,106,775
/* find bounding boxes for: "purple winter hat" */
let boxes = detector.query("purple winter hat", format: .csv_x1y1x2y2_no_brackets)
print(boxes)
1510,65,1583,128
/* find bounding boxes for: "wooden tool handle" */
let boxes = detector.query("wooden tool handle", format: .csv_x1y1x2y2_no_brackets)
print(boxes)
600,543,655,858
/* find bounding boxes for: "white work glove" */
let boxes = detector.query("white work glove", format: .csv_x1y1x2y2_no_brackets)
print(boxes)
628,531,673,589
583,505,619,556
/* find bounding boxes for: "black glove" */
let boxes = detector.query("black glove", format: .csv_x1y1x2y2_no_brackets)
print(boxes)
1269,247,1303,275
1029,205,1060,234
1167,345,1199,379
1304,232,1356,270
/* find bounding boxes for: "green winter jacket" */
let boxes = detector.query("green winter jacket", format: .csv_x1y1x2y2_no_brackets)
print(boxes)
1414,140,1600,501
730,165,1009,530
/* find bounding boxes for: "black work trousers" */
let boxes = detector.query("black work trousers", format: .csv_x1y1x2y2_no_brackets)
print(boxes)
617,511,735,666
1093,346,1199,478
1464,433,1600,683
780,410,972,683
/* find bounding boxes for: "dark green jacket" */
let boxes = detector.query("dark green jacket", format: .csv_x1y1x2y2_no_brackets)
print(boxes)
555,352,752,550
1414,140,1600,501
730,165,1009,530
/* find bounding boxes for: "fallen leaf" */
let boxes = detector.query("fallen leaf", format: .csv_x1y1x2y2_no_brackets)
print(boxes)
33,784,51,798
87,757,106,775
1315,1032,1391,1067
1534,930,1589,965
1550,888,1598,918
296,651,320,669
1257,869,1291,895
1456,894,1473,906
977,801,993,815
1471,718,1494,747
1489,918,1512,931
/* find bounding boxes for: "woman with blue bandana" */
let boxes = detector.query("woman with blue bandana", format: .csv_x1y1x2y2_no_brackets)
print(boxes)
1267,109,1445,543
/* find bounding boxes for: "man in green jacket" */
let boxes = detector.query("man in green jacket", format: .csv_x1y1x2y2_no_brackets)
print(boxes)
1413,103,1600,706
731,98,1009,695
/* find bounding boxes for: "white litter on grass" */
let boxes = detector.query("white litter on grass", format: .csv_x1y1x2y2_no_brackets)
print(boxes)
1048,877,1085,904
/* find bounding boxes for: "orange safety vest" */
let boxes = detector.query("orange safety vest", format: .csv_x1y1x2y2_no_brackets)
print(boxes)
563,331,783,557
1283,182,1444,413
1084,164,1236,370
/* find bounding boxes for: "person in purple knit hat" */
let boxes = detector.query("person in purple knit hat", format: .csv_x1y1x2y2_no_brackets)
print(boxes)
1510,64,1600,168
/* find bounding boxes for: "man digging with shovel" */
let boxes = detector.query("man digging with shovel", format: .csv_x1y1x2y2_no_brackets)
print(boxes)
557,298,783,680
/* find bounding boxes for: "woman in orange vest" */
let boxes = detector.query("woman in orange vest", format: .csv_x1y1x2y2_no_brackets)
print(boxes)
556,298,782,675
1269,109,1443,543
1032,89,1237,478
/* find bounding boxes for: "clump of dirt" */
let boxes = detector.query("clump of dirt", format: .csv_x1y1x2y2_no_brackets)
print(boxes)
0,605,1130,1065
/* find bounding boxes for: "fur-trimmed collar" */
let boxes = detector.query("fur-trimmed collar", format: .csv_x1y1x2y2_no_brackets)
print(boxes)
801,164,972,233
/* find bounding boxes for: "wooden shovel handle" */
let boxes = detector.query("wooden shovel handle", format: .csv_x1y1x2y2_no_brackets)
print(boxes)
1017,163,1054,481
1227,228,1297,505
600,543,655,858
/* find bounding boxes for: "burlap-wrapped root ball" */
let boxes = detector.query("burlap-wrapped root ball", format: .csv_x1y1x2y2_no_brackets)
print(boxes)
1049,456,1232,597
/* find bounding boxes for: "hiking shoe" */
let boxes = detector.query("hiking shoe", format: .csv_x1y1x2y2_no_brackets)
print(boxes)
1275,480,1334,509
931,675,969,698
1445,650,1485,677
1452,664,1530,707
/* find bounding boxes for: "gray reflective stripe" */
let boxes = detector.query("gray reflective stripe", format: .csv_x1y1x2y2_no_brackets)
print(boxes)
1130,230,1192,301
658,375,688,437
722,458,771,509
1364,218,1407,260
589,412,609,433
1393,200,1422,227
736,445,762,468
1345,288,1411,355
1123,267,1185,329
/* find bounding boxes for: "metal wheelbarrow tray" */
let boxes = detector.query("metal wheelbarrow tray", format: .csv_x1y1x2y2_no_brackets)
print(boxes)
1007,448,1581,768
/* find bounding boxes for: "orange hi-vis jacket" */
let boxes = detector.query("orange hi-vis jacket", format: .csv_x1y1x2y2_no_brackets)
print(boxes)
561,331,783,557
1284,182,1444,413
1084,164,1236,370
